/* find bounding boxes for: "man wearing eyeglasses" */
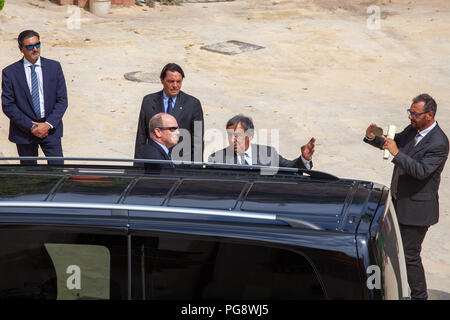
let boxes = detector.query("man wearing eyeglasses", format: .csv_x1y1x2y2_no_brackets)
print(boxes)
364,94,449,300
208,114,315,169
1,30,68,165
134,63,204,164
142,113,180,168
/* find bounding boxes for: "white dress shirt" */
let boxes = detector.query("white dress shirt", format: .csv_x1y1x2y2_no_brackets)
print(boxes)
415,121,437,146
237,144,253,165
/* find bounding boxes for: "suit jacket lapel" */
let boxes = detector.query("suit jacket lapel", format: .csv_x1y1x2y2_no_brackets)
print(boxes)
152,140,170,160
170,91,183,119
154,91,164,113
409,124,438,157
15,59,34,111
219,146,236,164
252,144,259,165
41,58,49,115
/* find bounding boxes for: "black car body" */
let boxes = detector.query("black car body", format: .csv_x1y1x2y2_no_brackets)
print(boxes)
0,158,409,300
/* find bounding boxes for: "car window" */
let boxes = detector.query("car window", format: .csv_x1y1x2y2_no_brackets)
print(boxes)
124,178,178,206
242,182,350,216
0,227,127,300
131,233,324,300
0,174,63,201
168,180,246,210
52,176,133,203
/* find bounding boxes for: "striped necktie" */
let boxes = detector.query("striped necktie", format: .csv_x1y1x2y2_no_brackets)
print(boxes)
390,133,417,199
167,97,173,114
30,65,41,118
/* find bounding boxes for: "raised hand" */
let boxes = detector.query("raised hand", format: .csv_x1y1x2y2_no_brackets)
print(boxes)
301,137,316,161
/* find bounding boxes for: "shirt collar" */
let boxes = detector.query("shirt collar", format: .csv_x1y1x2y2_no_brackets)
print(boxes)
245,144,253,158
23,56,41,68
153,140,170,156
162,91,177,103
417,120,437,137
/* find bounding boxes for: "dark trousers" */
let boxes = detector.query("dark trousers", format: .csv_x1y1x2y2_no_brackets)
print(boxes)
399,223,429,300
16,137,64,165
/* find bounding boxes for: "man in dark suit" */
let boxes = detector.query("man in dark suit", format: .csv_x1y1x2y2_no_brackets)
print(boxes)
1,30,68,165
134,63,203,163
208,114,315,169
364,93,449,300
142,113,179,169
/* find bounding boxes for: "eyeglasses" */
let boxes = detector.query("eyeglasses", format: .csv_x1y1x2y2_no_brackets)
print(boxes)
407,109,429,118
158,126,178,132
227,132,246,138
23,42,41,51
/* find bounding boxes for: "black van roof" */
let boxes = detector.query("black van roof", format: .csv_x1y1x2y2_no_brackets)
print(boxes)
0,158,385,233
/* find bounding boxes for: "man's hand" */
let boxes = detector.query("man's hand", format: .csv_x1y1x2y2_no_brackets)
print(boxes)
31,121,50,139
366,123,378,139
382,136,399,156
301,137,315,161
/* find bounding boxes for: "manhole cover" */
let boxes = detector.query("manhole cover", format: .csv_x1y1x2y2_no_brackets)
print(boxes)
200,40,264,55
124,71,160,83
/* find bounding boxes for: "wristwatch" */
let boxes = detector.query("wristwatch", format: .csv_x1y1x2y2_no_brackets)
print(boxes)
31,124,38,130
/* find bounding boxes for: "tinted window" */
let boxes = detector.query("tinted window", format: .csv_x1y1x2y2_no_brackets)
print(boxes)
168,180,246,210
0,227,128,300
124,178,178,206
131,234,324,300
53,176,133,203
242,182,350,216
0,174,62,201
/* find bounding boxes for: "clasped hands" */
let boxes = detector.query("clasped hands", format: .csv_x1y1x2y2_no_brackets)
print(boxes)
30,121,50,139
366,123,399,156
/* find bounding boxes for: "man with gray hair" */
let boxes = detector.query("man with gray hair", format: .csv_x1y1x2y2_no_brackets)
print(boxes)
208,114,315,169
142,113,180,167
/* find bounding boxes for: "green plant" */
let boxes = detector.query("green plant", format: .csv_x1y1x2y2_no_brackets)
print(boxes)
0,0,5,12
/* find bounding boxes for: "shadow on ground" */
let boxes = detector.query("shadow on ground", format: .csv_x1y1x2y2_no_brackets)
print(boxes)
428,289,450,300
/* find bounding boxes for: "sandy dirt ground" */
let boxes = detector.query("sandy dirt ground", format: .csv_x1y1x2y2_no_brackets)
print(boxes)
0,0,449,299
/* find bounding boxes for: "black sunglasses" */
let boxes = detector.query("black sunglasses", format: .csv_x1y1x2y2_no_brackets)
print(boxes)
158,126,178,132
23,42,41,51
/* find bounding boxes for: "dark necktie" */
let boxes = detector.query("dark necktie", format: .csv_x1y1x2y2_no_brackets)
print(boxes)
390,133,417,199
30,65,41,117
167,97,173,114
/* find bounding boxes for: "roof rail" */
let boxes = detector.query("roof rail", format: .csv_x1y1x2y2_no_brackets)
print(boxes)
0,157,339,180
0,201,322,230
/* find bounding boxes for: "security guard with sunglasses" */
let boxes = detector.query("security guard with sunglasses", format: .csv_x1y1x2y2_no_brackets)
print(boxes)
1,30,68,165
